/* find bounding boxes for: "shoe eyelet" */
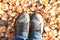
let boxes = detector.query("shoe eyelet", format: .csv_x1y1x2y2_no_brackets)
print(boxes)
35,23,41,32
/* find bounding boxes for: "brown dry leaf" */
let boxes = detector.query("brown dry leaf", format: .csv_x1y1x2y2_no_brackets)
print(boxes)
2,3,8,12
20,0,25,4
50,0,56,4
0,3,2,10
0,26,5,33
8,5,13,10
24,7,30,12
57,35,60,40
10,12,16,17
1,13,8,20
20,0,25,7
43,33,49,40
0,3,4,15
8,10,12,16
44,23,50,27
55,7,60,15
3,0,9,3
10,0,16,5
51,17,56,22
42,13,47,19
54,29,58,36
30,6,38,11
16,6,22,14
48,30,55,39
57,23,60,30
33,6,38,11
50,25,57,29
12,6,16,12
42,0,49,4
8,10,17,17
0,10,4,15
11,0,16,2
55,38,59,40
44,27,51,33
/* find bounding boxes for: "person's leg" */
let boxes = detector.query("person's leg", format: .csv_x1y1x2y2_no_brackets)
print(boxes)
14,12,30,40
29,12,44,40
14,32,28,40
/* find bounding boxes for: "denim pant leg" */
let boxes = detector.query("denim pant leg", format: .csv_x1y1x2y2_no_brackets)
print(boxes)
29,32,42,40
14,32,28,40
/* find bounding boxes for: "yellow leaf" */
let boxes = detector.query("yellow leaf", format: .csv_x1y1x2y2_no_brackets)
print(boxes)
43,0,49,4
0,10,4,15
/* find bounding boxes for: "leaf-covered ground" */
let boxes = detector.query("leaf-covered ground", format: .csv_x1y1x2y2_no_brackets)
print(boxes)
0,0,60,40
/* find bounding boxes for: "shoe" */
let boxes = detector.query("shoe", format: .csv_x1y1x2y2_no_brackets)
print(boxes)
14,12,30,40
15,12,30,35
29,12,44,40
30,12,44,33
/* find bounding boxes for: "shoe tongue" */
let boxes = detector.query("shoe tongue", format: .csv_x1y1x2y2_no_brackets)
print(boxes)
32,15,40,21
18,12,29,23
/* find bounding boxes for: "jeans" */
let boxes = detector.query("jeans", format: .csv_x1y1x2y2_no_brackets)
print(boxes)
14,32,42,40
